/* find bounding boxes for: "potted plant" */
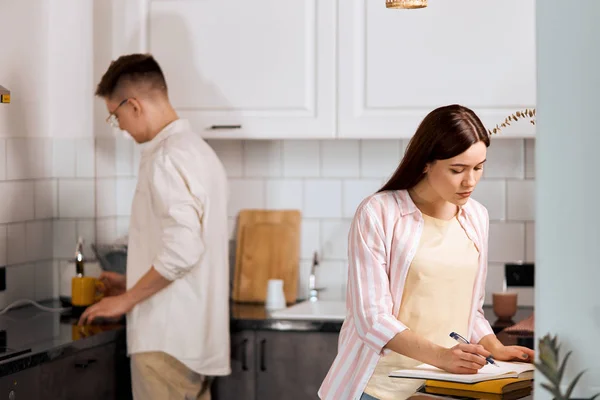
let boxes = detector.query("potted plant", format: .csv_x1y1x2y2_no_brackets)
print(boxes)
535,333,599,400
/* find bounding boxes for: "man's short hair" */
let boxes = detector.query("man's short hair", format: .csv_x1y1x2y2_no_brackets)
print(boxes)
95,53,167,99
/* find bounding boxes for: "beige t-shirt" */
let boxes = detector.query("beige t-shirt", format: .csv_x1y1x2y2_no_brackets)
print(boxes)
364,213,480,400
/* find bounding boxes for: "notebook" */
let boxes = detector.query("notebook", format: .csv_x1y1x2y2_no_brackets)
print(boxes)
389,361,534,383
426,376,533,393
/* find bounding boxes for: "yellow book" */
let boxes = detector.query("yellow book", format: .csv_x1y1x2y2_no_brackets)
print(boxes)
425,377,533,394
425,385,533,400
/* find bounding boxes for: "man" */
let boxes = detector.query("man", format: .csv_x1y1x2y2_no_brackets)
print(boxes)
79,53,230,400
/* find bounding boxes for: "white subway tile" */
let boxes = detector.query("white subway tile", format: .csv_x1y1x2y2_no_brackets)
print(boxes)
53,220,77,259
265,180,303,210
315,260,346,301
297,260,312,301
488,222,525,263
7,224,26,265
321,141,360,178
7,138,53,180
512,287,534,307
52,138,76,177
321,219,352,260
115,136,134,176
34,180,57,219
0,225,6,266
342,179,381,218
6,264,35,304
116,217,130,239
484,263,505,305
116,178,137,216
360,140,402,178
76,138,95,178
58,179,95,218
304,180,342,218
96,178,116,217
205,140,244,178
243,140,282,178
228,179,265,217
525,222,535,262
507,180,535,221
472,180,506,221
524,139,535,179
77,220,96,258
0,139,5,180
282,140,320,178
96,218,117,245
301,220,320,260
26,220,53,262
35,261,55,301
0,181,34,223
484,139,524,178
95,137,116,177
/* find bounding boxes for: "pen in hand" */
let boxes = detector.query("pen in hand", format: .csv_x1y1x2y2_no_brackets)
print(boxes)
449,331,499,367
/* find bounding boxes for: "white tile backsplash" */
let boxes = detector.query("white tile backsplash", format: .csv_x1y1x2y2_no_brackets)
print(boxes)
360,140,402,178
304,180,342,218
321,140,360,178
265,180,303,210
282,140,320,178
507,180,535,221
0,135,536,308
472,180,506,221
0,139,6,180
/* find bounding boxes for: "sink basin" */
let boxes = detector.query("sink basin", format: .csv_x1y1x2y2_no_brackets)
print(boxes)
270,300,347,321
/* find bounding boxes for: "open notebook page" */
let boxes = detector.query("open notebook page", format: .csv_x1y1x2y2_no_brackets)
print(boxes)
389,361,534,384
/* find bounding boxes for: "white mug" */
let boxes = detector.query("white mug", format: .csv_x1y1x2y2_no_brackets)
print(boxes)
265,279,286,310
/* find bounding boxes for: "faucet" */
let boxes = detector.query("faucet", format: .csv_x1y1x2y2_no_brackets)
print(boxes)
308,251,325,302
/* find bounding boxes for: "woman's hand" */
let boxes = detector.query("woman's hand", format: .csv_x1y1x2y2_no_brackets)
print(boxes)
98,271,126,297
437,343,491,374
490,345,535,362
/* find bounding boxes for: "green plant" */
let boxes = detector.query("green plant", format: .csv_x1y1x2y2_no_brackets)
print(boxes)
488,108,536,135
535,333,599,400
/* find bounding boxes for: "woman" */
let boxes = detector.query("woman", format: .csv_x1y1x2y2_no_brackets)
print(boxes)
318,105,535,400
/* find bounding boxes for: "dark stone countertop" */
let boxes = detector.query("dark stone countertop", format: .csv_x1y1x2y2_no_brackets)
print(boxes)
0,300,125,377
231,301,535,346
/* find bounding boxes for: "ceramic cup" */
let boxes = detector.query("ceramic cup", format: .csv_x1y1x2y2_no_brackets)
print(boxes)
492,292,518,321
265,279,286,310
71,276,104,307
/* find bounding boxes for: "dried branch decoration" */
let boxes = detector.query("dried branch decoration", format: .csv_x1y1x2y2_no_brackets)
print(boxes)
488,108,536,135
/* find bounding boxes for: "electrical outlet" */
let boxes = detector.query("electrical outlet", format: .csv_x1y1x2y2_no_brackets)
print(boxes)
505,262,535,287
0,267,5,291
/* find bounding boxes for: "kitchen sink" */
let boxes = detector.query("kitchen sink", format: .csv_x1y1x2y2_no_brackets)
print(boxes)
270,300,347,321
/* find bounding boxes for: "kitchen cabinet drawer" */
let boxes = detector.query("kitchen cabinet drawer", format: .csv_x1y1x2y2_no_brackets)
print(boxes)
39,343,117,400
0,366,40,400
212,331,256,400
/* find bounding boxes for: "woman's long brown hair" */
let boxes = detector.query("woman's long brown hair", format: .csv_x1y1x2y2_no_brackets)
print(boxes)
378,104,490,192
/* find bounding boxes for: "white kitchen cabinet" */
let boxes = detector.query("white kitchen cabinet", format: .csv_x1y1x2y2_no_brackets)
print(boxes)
113,1,535,140
337,0,536,138
114,0,336,139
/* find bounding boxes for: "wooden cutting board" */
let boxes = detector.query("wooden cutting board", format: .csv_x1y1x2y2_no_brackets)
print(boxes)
232,209,301,304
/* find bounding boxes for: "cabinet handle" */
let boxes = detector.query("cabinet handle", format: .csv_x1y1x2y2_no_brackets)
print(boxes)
259,339,266,372
241,338,248,371
74,359,97,369
208,125,242,130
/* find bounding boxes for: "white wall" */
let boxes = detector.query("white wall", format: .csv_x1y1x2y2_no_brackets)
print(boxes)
0,0,94,307
536,0,600,396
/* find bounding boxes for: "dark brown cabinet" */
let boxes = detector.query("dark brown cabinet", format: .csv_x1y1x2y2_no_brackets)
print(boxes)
39,343,118,400
213,330,339,400
0,366,41,399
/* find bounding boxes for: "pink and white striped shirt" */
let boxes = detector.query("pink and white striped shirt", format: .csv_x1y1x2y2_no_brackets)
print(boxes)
318,190,494,400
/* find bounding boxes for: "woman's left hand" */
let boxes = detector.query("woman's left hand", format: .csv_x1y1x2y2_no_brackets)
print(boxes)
490,345,535,362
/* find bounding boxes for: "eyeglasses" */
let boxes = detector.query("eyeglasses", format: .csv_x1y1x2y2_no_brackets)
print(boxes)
105,98,130,128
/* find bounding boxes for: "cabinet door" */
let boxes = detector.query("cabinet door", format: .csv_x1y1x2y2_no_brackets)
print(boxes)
212,331,256,400
256,331,339,400
115,0,336,139
338,0,536,138
39,343,117,400
0,366,41,400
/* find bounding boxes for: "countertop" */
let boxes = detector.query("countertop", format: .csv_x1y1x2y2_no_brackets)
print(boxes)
0,300,125,377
